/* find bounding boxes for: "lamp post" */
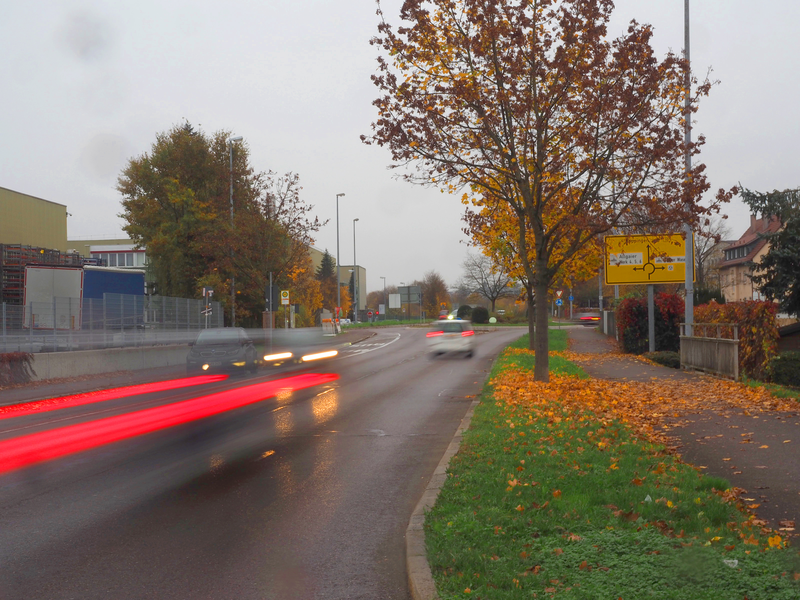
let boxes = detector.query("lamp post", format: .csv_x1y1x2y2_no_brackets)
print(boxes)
400,281,405,322
335,193,345,325
380,276,386,321
353,218,359,324
228,135,243,326
683,0,695,336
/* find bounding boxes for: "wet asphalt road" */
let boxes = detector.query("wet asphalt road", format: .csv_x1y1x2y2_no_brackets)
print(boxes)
0,326,525,600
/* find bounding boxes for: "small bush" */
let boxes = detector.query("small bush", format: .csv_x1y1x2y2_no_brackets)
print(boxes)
471,306,489,324
456,304,472,320
0,352,36,386
645,351,681,369
769,351,800,388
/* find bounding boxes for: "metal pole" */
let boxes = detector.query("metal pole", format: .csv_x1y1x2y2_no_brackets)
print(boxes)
228,135,242,327
336,193,345,323
683,0,694,336
353,218,359,324
598,264,604,312
230,141,235,327
647,284,656,353
381,276,386,321
569,288,573,320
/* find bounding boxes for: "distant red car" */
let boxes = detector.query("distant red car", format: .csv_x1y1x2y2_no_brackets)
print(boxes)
438,310,449,320
579,312,601,326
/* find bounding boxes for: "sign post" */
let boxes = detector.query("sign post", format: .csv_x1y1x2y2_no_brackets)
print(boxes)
605,234,693,352
604,234,689,285
202,287,214,329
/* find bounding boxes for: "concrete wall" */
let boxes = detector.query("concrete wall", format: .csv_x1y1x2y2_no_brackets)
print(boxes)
30,344,189,381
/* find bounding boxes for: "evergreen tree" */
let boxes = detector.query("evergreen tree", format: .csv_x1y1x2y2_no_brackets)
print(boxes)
316,250,335,281
740,187,800,316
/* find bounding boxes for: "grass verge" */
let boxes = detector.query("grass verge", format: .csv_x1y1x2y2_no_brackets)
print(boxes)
425,332,800,599
742,376,800,401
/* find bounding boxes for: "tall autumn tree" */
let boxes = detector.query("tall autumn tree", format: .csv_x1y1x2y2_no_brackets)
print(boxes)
118,123,323,326
118,122,232,299
365,0,731,380
418,270,450,317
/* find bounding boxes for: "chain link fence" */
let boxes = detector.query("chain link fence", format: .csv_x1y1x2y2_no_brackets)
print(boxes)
1,293,223,353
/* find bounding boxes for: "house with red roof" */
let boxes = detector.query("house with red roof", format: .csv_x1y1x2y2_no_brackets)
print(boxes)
718,214,782,303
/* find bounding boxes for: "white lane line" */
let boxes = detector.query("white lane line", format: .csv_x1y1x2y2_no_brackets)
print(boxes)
339,333,401,359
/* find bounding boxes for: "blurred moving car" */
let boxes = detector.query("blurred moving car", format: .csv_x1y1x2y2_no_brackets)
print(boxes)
187,327,258,374
427,319,475,358
438,310,449,320
578,311,601,327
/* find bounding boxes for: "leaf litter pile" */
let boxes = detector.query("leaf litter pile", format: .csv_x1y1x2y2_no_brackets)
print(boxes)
425,345,800,599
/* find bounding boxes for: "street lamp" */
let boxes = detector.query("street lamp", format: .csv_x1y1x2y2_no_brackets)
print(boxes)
228,135,243,326
380,276,386,321
353,218,359,324
335,193,345,324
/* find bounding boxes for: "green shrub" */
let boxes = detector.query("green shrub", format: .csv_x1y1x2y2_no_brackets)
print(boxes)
471,306,489,324
0,352,36,386
769,351,800,388
645,350,681,369
456,304,472,319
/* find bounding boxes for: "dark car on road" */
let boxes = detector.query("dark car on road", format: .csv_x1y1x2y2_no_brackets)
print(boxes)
187,327,258,374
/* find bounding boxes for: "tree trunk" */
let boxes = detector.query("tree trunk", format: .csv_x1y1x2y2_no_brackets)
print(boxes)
491,298,496,312
526,283,535,350
533,279,550,382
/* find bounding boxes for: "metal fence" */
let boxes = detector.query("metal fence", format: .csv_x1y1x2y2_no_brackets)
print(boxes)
1,293,223,353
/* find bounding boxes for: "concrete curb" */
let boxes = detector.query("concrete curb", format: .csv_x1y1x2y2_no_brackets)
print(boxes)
407,398,480,600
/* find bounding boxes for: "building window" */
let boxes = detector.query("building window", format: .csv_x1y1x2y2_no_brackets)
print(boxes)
109,254,116,267
126,253,133,267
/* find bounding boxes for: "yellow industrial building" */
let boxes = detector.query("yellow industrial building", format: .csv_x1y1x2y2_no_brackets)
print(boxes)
0,186,69,252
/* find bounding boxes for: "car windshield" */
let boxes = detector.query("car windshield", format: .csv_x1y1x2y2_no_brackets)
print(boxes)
195,329,242,345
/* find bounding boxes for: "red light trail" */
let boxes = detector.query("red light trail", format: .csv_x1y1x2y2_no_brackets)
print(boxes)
0,372,338,476
0,375,230,420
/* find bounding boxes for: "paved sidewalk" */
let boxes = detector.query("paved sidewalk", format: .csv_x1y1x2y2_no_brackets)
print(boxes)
568,326,800,534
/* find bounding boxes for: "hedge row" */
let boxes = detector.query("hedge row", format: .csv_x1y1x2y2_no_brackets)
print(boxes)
694,300,779,380
615,292,684,354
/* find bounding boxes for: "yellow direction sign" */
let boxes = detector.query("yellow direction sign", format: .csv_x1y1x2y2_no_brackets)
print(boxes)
605,234,691,285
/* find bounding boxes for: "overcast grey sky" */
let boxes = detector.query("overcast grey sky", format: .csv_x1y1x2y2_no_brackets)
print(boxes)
2,1,797,292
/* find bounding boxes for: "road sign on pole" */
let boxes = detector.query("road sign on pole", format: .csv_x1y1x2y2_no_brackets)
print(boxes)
605,234,691,285
280,290,290,305
556,290,563,298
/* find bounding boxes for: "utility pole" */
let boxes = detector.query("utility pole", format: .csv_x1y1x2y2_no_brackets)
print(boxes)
335,193,345,327
228,135,242,327
683,0,695,336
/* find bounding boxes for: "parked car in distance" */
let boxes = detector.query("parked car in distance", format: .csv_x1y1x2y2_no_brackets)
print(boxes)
426,319,475,358
187,327,258,374
578,311,601,327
